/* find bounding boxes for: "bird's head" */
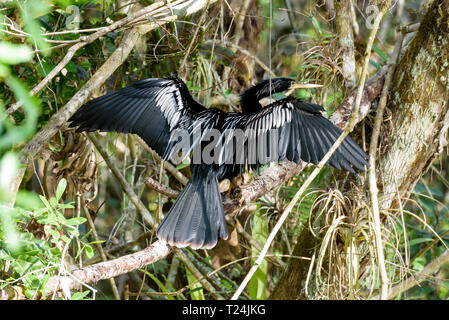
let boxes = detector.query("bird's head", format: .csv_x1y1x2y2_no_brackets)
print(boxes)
252,77,322,99
273,77,323,92
240,77,322,113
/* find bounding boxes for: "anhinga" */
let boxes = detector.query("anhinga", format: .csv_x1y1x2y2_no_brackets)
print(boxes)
69,77,368,249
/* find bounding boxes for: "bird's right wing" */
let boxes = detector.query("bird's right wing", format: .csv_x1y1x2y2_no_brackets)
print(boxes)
68,77,206,159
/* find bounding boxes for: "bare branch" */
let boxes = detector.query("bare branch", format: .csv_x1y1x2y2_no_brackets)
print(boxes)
145,177,180,198
368,26,403,301
45,240,172,295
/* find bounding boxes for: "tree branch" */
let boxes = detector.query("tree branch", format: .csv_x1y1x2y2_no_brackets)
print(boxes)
45,240,172,295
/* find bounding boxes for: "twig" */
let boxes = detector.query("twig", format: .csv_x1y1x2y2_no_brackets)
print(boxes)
88,132,156,227
283,0,301,42
371,250,449,300
134,135,188,186
166,255,181,290
145,177,180,198
81,199,121,300
231,0,251,46
180,0,211,73
203,39,276,77
368,26,403,300
174,249,225,300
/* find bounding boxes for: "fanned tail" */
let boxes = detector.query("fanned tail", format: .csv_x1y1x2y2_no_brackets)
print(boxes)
157,165,228,249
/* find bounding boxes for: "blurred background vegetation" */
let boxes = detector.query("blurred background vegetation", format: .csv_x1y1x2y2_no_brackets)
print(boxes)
0,0,448,300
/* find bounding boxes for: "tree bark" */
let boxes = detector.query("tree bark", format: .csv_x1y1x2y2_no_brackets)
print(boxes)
334,0,357,88
379,0,449,207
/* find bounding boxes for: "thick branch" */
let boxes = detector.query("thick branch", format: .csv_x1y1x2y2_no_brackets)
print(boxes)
45,240,172,294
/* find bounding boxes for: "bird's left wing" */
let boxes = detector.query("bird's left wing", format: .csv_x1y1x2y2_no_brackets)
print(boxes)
221,98,369,174
68,77,206,159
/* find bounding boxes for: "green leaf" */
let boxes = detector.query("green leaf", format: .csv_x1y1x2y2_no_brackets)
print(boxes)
311,17,322,35
55,178,67,201
65,61,77,73
15,190,44,210
249,209,268,300
39,195,53,213
20,1,51,53
37,61,55,78
141,270,176,300
0,152,18,190
369,59,381,70
0,42,34,65
407,238,433,246
46,228,60,239
66,227,79,237
1,76,40,150
65,217,86,226
79,60,91,70
61,235,70,244
71,291,91,300
186,268,205,300
372,44,389,62
0,63,10,78
176,163,190,170
84,244,94,259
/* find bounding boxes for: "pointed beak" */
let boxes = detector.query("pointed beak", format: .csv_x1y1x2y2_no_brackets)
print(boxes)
290,83,323,89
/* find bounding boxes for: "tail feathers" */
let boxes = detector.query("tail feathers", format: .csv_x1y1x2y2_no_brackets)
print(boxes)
157,167,228,249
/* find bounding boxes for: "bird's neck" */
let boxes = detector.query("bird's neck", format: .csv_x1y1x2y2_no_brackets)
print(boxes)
240,79,285,114
240,86,269,113
240,93,263,114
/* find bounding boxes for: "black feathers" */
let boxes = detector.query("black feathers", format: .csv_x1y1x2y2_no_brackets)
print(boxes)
68,76,369,250
68,77,205,159
157,165,228,249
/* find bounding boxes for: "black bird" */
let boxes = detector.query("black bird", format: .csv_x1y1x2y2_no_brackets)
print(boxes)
69,77,368,249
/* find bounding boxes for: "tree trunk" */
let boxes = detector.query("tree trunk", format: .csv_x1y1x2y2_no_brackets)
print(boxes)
379,0,449,207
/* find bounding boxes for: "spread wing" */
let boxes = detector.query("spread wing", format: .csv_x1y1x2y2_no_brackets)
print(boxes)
68,77,206,159
220,98,369,175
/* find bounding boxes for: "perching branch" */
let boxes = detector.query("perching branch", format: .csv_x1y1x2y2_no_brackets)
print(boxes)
45,240,172,295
